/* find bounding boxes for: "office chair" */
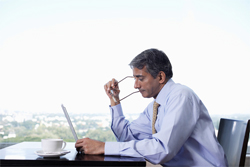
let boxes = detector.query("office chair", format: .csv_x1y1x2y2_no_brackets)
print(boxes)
217,118,250,167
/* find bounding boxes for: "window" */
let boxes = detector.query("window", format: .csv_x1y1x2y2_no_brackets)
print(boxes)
0,0,249,149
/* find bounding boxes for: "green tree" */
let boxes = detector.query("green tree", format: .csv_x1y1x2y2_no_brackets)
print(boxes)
85,128,116,142
21,120,36,130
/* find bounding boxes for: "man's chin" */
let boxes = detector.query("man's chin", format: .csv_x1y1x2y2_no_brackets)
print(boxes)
140,91,150,98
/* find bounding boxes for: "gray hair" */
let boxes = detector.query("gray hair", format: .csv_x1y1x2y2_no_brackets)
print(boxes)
129,48,173,79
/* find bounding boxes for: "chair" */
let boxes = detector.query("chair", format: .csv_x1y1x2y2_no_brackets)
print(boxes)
217,118,250,167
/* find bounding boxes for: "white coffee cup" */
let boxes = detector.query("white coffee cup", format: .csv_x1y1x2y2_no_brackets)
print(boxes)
41,139,66,153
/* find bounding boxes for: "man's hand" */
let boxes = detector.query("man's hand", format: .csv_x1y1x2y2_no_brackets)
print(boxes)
104,78,120,106
75,138,105,155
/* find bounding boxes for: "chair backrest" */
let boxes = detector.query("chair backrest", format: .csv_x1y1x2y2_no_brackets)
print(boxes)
217,118,250,167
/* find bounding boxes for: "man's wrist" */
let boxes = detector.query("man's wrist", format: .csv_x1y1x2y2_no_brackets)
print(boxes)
110,97,120,106
101,142,105,154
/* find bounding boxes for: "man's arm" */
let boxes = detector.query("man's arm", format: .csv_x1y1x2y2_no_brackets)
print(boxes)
75,92,199,165
106,93,200,164
110,103,152,142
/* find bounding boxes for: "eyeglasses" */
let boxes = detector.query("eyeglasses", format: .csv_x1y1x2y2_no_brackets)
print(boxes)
110,76,140,102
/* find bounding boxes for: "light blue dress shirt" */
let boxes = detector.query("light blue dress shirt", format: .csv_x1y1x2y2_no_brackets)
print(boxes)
105,79,228,166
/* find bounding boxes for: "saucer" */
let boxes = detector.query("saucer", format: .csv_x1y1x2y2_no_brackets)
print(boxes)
35,150,70,157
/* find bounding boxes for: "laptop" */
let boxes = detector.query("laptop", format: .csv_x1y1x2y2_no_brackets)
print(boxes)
61,104,78,142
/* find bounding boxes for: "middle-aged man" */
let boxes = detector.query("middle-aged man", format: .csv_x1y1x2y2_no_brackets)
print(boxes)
75,48,228,166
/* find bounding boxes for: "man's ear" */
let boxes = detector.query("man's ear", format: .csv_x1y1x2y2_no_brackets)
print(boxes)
158,71,167,84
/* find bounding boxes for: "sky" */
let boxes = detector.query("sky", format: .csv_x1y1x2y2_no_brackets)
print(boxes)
0,0,249,115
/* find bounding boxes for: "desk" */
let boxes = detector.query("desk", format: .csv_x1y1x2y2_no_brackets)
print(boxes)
0,142,146,167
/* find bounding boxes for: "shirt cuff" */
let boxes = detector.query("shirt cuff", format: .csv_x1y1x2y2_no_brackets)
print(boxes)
109,104,124,118
105,142,120,156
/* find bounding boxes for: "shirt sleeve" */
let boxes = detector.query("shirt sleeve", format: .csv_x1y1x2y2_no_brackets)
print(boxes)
105,92,200,164
109,104,153,142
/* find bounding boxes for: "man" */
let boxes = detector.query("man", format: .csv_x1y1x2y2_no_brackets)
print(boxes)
75,48,228,166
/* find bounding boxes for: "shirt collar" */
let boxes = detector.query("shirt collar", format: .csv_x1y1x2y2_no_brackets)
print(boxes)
155,79,175,106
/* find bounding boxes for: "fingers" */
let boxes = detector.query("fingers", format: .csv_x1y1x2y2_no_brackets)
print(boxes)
110,78,118,89
104,78,119,97
75,138,104,155
104,78,121,106
75,138,86,154
104,83,112,98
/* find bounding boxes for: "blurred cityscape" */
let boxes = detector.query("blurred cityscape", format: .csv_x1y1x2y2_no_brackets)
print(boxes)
0,109,139,147
0,109,249,149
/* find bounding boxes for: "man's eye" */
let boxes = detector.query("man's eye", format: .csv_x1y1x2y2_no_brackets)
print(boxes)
139,78,143,81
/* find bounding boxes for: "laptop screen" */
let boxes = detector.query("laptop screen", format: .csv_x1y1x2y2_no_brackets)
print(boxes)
61,104,78,142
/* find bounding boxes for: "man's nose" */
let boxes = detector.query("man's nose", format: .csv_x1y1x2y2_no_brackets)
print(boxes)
134,79,140,89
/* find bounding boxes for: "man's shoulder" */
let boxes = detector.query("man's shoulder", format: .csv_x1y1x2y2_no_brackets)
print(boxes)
165,83,201,106
168,82,194,96
157,79,199,105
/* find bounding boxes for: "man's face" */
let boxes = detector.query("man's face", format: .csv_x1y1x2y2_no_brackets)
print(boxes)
133,66,161,99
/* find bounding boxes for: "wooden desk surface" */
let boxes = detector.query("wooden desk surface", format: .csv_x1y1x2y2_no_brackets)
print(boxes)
0,142,146,167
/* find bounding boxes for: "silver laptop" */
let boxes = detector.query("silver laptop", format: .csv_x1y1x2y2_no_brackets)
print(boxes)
61,104,78,142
